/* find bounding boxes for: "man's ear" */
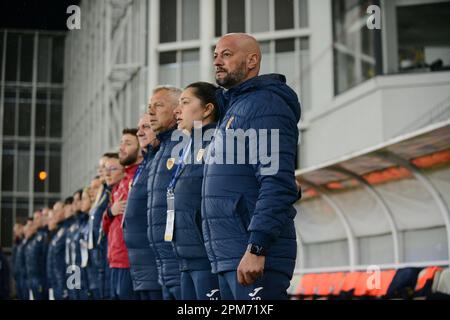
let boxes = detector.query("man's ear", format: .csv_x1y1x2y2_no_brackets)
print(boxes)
247,53,259,70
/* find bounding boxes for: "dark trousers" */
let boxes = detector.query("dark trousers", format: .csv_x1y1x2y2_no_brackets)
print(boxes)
29,277,48,300
136,289,163,300
110,268,137,300
100,260,111,299
161,284,181,300
218,270,290,300
53,285,66,300
181,269,220,300
89,288,102,300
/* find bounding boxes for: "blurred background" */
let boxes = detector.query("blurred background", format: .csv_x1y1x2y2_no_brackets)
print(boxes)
0,0,450,299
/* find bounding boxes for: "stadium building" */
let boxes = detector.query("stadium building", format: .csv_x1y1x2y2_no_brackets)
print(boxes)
1,0,450,297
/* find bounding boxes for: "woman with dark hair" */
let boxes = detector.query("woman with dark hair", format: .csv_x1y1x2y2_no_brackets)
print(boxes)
170,82,220,300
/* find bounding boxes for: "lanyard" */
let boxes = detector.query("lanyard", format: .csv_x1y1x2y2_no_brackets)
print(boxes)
167,139,192,192
132,157,147,187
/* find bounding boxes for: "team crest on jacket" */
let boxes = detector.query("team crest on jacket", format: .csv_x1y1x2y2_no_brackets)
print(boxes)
226,116,234,129
166,158,175,170
196,149,205,162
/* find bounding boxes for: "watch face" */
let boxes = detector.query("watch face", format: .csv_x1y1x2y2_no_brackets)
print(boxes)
249,244,265,256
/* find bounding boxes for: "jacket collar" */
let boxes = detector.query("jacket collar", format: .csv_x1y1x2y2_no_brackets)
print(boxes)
156,126,177,143
224,73,286,97
125,162,139,176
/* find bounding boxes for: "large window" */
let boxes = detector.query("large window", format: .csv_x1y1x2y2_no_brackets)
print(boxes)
397,2,450,73
160,0,200,43
1,143,14,191
215,0,308,36
159,49,200,87
332,0,382,95
1,198,13,248
16,143,30,192
258,37,310,111
5,33,18,81
0,30,64,247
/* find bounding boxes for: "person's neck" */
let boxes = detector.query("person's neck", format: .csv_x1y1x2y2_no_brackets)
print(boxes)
186,118,214,133
202,118,214,127
157,124,175,135
127,158,142,168
229,73,258,90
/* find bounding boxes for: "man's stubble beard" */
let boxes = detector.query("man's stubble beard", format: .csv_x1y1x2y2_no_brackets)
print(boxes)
120,151,138,166
215,61,247,89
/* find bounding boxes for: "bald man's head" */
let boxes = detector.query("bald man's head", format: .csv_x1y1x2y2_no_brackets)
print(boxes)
214,33,261,89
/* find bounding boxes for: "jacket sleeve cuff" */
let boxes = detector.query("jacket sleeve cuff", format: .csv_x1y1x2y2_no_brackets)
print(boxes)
248,231,272,250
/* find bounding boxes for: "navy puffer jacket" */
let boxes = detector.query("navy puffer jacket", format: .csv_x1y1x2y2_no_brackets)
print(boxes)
46,231,55,289
202,74,301,278
172,123,217,272
49,222,68,290
25,227,49,291
87,184,110,289
147,127,184,288
124,145,161,291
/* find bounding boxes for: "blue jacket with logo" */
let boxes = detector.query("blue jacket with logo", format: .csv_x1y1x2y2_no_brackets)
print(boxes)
124,145,161,291
46,231,56,289
72,212,90,291
147,127,184,288
49,221,69,293
25,228,49,287
172,123,216,272
16,238,28,299
202,74,301,278
65,214,81,269
87,184,110,288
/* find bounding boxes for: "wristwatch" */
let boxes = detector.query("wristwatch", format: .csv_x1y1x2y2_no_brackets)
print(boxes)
247,243,266,256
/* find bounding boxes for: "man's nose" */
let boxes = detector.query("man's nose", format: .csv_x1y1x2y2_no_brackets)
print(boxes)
214,55,223,67
213,55,223,67
148,104,156,115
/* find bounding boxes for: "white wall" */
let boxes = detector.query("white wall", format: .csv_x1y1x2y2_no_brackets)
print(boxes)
300,71,450,168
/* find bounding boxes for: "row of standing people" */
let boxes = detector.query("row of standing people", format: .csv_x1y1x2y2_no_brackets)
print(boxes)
11,33,302,300
11,183,111,300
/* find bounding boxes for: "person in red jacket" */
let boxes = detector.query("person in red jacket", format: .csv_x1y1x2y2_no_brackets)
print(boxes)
102,128,143,299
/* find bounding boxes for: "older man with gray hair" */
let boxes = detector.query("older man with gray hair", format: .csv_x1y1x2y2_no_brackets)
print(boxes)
146,86,184,300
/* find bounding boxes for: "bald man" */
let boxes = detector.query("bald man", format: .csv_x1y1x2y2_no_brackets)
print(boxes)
202,33,302,300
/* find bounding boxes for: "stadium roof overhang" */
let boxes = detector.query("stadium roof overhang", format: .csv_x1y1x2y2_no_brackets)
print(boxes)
295,119,450,271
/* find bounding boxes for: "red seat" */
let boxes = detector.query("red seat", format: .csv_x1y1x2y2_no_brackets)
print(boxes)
368,269,397,297
328,272,346,296
316,273,332,296
354,272,371,296
415,266,443,292
340,272,362,293
296,273,318,296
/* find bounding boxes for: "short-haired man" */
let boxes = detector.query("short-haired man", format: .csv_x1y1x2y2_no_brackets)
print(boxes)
123,113,163,300
24,211,49,300
102,129,142,299
146,86,184,300
47,201,68,300
87,153,116,299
